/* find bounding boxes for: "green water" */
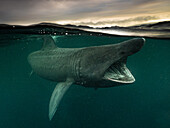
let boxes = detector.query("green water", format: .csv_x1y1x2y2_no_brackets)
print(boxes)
0,34,169,128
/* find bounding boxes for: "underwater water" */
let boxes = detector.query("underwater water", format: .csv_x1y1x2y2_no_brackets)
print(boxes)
0,31,170,128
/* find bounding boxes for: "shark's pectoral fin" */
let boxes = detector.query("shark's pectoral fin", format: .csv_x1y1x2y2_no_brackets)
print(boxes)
49,79,74,120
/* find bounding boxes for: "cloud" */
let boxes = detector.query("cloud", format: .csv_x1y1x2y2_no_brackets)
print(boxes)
0,0,170,25
71,16,159,27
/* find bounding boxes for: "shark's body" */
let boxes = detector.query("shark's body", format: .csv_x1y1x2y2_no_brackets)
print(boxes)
28,36,145,120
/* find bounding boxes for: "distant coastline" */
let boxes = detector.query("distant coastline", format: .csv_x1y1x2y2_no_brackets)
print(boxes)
0,21,170,39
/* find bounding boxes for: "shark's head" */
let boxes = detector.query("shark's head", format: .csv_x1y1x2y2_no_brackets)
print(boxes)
80,38,145,86
102,38,145,84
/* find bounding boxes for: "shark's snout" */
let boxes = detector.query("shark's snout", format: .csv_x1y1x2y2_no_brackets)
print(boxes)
133,38,145,51
119,38,145,57
128,38,145,54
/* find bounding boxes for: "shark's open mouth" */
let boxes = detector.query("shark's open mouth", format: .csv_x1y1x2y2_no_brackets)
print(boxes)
103,57,135,83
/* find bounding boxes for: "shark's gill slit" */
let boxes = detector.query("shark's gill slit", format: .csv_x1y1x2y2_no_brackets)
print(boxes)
103,57,135,83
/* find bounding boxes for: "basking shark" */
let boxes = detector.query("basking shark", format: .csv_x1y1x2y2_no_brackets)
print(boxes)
28,36,145,120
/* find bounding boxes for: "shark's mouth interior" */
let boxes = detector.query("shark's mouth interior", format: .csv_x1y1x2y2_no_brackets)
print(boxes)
103,57,135,83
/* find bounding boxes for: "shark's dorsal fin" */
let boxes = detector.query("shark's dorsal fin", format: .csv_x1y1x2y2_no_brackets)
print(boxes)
49,78,74,120
42,36,56,50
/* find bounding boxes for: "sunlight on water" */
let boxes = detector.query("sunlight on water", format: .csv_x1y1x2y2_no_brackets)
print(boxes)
81,28,170,38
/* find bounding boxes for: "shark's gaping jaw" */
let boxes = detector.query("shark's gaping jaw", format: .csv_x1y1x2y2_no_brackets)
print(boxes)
102,38,145,84
103,57,135,83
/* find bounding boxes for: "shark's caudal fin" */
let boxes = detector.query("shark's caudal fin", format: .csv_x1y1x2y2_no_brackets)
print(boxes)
49,79,74,120
42,36,56,50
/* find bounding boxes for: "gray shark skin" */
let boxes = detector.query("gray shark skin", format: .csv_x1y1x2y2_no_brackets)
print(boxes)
28,36,145,120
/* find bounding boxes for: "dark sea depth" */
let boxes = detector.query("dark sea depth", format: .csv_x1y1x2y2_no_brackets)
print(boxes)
0,26,170,128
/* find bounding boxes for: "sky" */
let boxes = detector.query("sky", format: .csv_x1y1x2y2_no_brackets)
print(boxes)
0,0,170,27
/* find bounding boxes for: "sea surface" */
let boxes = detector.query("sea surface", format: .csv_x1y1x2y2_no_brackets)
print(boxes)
0,26,170,128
